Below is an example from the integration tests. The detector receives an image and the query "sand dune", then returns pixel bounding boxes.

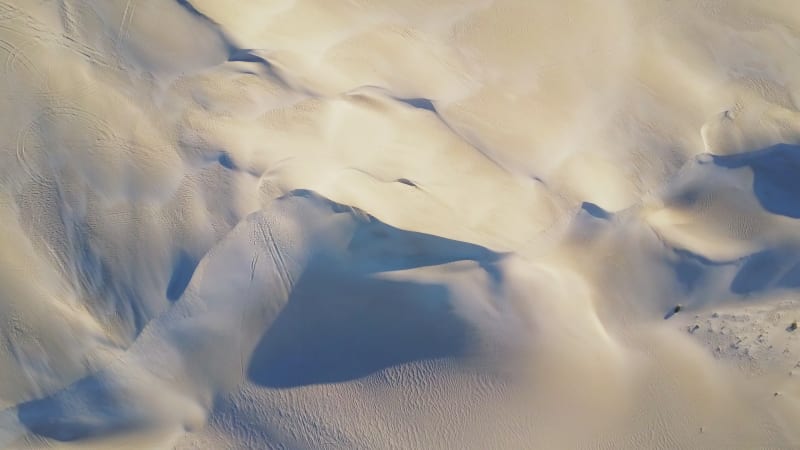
[0,0,799,448]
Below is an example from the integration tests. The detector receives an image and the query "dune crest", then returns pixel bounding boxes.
[0,0,799,448]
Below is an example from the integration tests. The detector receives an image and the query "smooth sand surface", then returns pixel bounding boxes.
[0,0,799,448]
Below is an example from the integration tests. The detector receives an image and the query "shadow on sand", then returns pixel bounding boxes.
[711,144,800,295]
[166,250,199,302]
[246,261,470,388]
[247,192,501,388]
[12,189,502,441]
[730,248,800,295]
[17,376,136,442]
[713,144,800,219]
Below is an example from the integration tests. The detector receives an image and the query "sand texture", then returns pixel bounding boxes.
[0,0,799,448]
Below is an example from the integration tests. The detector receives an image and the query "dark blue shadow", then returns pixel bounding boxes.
[397,97,436,112]
[713,144,800,218]
[581,201,609,219]
[670,248,727,294]
[247,191,500,387]
[166,251,198,302]
[12,190,501,442]
[731,248,800,295]
[217,152,236,170]
[17,376,136,442]
[247,263,471,388]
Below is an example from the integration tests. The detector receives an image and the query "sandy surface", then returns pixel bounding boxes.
[0,0,799,448]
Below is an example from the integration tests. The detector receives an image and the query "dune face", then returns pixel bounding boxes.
[1,0,800,448]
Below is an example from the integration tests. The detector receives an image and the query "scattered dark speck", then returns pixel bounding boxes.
[395,178,418,188]
[664,304,683,320]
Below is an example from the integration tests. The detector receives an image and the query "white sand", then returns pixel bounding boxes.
[0,0,799,448]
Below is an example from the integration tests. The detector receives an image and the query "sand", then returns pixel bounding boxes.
[0,0,799,448]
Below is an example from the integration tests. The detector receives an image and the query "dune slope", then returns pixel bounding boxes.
[0,0,799,448]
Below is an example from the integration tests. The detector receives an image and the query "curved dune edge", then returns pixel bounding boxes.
[0,0,799,448]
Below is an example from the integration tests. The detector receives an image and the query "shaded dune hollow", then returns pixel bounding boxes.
[0,0,799,449]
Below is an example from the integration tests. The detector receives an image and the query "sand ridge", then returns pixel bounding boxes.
[0,0,799,448]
